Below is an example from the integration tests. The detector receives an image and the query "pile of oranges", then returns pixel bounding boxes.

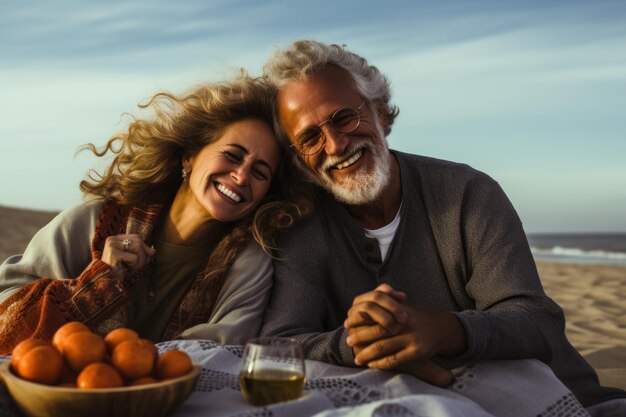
[10,322,193,389]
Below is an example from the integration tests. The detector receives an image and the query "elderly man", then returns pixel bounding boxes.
[260,40,625,412]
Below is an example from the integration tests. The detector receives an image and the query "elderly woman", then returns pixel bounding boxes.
[0,74,310,353]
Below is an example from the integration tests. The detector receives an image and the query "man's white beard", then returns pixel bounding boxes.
[313,133,391,205]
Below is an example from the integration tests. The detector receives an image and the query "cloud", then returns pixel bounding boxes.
[378,16,626,136]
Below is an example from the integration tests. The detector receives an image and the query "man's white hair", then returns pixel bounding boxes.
[263,40,399,153]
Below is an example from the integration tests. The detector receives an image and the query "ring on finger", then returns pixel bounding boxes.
[122,239,131,252]
[389,353,399,368]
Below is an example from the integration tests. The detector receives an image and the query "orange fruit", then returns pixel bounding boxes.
[16,345,63,385]
[104,328,140,353]
[111,340,154,379]
[130,376,158,386]
[77,363,123,389]
[10,338,47,372]
[52,321,90,353]
[137,338,159,362]
[62,331,106,372]
[156,350,192,380]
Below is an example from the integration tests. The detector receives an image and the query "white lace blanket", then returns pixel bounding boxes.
[157,339,590,417]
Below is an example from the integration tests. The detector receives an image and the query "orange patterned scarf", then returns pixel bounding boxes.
[0,199,241,353]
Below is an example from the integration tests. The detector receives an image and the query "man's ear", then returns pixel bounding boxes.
[373,100,389,129]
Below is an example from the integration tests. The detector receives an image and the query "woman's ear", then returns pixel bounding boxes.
[182,154,193,173]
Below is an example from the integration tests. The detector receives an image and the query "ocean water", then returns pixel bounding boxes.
[526,233,626,266]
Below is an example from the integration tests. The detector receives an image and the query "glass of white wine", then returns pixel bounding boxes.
[239,337,305,406]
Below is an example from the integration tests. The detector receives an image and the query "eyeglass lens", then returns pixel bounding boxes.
[298,107,361,155]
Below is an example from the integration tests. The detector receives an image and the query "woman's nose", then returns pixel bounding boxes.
[231,164,250,185]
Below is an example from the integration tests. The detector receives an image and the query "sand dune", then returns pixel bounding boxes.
[0,206,624,389]
[0,205,58,261]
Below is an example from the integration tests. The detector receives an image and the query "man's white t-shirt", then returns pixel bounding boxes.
[363,202,402,261]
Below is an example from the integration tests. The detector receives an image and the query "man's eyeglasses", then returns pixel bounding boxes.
[291,100,366,156]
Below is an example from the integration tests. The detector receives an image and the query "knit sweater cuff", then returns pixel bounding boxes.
[338,328,357,365]
[452,310,490,361]
[66,259,126,323]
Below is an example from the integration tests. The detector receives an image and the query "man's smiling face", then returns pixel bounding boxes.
[277,65,391,205]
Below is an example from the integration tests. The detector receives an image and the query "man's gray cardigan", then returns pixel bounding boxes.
[261,150,625,406]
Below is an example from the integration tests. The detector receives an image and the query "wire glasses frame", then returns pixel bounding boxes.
[290,100,367,156]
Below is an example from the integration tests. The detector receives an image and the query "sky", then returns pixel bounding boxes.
[1,0,625,233]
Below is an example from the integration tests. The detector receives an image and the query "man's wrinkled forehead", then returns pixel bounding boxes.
[276,65,361,135]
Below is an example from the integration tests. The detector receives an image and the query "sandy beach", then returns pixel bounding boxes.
[537,261,626,390]
[1,205,625,390]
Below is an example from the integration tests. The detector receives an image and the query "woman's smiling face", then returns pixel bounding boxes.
[183,118,280,223]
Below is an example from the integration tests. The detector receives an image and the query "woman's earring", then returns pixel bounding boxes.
[182,168,188,181]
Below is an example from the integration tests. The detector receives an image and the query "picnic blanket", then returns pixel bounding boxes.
[0,339,590,417]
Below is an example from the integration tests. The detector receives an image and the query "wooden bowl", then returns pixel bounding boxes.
[0,362,200,417]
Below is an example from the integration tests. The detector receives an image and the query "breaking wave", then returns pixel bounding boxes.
[531,246,626,265]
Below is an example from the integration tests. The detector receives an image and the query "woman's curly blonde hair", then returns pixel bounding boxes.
[79,72,312,254]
